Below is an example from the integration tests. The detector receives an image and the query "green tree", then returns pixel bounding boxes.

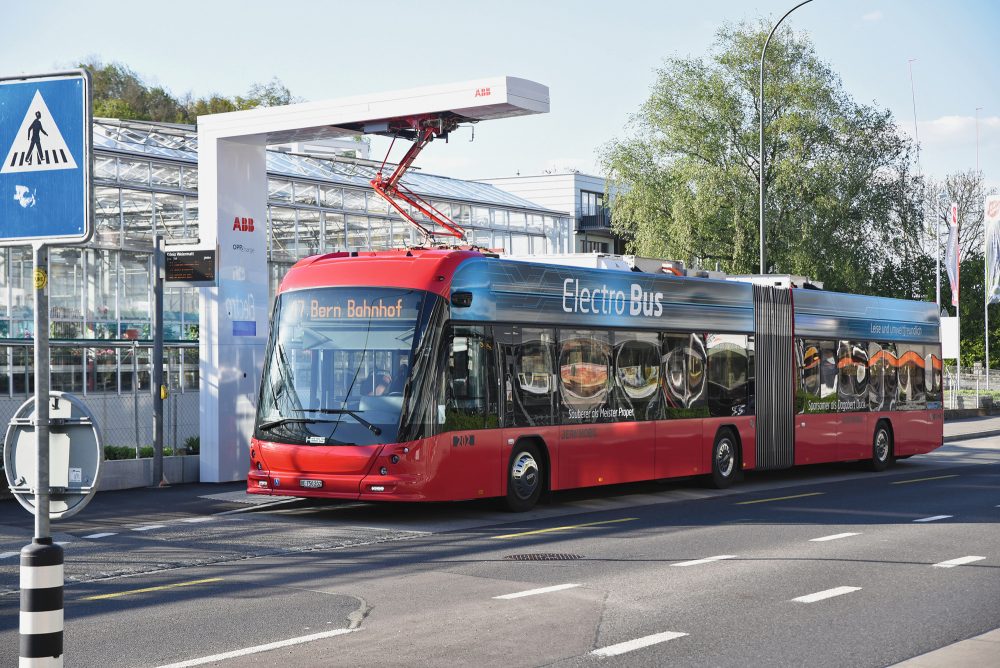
[81,59,299,124]
[601,22,922,296]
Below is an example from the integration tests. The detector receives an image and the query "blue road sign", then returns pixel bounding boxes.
[0,70,92,245]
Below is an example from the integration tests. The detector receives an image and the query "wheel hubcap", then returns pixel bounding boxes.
[875,430,889,462]
[717,440,735,478]
[511,453,539,500]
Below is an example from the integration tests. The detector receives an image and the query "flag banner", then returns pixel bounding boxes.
[986,196,1000,305]
[945,202,960,307]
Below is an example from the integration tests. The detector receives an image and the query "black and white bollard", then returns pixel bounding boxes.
[20,538,63,667]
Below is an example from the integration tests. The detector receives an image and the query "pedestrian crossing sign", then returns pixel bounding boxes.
[2,90,79,174]
[0,70,92,245]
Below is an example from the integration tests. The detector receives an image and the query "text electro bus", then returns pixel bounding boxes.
[248,250,943,511]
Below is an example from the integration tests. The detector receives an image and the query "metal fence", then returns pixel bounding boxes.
[943,366,1000,411]
[0,340,199,455]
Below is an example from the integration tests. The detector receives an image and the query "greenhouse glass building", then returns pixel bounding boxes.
[0,118,570,446]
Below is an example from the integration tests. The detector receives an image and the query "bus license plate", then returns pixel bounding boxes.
[299,479,323,489]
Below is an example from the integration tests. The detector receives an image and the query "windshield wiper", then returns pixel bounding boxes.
[298,408,382,436]
[258,417,337,431]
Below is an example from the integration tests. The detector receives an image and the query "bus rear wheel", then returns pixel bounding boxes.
[707,429,739,489]
[505,443,543,512]
[870,422,893,472]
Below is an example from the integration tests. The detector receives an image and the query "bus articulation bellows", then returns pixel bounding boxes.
[248,249,943,511]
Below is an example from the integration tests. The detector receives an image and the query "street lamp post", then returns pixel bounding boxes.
[936,190,947,307]
[759,0,815,275]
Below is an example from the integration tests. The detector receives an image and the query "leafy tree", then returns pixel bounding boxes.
[81,59,299,124]
[601,22,922,296]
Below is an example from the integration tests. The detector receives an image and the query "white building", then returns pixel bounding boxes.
[477,172,623,254]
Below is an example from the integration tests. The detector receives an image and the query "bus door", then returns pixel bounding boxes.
[435,324,503,500]
[656,333,707,478]
[795,340,840,464]
[556,329,653,487]
[836,341,871,460]
[497,326,562,489]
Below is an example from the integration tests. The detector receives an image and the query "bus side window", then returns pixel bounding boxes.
[837,340,869,411]
[706,334,749,417]
[439,325,498,432]
[497,326,555,427]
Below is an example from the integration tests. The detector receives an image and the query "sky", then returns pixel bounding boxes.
[3,0,998,191]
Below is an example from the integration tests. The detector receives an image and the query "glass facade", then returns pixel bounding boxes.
[0,119,571,396]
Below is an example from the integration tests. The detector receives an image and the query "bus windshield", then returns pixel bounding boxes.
[256,286,432,446]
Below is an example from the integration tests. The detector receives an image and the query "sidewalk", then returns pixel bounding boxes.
[893,628,1000,667]
[943,414,1000,442]
[892,415,1000,667]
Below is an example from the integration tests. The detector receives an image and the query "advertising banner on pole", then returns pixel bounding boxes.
[986,196,1000,305]
[945,202,960,308]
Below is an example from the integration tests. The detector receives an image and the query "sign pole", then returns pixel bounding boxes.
[21,241,65,667]
[32,242,50,538]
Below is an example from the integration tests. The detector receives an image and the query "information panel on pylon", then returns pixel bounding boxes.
[0,70,92,245]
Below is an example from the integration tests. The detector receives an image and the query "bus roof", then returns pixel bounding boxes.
[277,250,940,343]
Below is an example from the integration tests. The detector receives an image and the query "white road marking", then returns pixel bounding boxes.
[132,525,166,532]
[792,586,862,603]
[155,628,357,667]
[933,556,986,568]
[84,532,117,539]
[0,552,17,559]
[671,555,736,567]
[913,515,953,523]
[591,631,688,657]
[810,532,860,542]
[182,517,214,523]
[493,583,581,600]
[54,541,71,546]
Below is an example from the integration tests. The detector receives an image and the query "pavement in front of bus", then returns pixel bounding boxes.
[0,416,994,666]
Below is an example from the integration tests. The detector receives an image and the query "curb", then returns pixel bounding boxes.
[943,429,1000,443]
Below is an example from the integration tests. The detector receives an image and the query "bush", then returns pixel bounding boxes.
[183,436,200,454]
[138,446,174,458]
[104,445,176,460]
[104,446,136,460]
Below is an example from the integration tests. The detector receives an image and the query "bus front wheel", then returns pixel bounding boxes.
[505,443,543,512]
[707,429,739,489]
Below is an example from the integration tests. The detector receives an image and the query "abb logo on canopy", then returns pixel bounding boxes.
[233,216,255,232]
[474,87,491,98]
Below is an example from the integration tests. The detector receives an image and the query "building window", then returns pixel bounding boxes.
[580,240,609,253]
[580,190,610,230]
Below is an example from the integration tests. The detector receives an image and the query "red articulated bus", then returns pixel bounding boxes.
[248,249,943,511]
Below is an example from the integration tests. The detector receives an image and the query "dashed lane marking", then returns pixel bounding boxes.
[671,555,736,567]
[735,492,824,505]
[0,552,17,559]
[81,577,223,601]
[591,631,689,657]
[83,532,117,539]
[132,525,166,532]
[493,518,637,539]
[891,474,959,485]
[913,515,953,523]
[792,586,862,603]
[493,583,581,599]
[182,517,214,523]
[810,532,860,542]
[933,556,986,568]
[155,628,357,667]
